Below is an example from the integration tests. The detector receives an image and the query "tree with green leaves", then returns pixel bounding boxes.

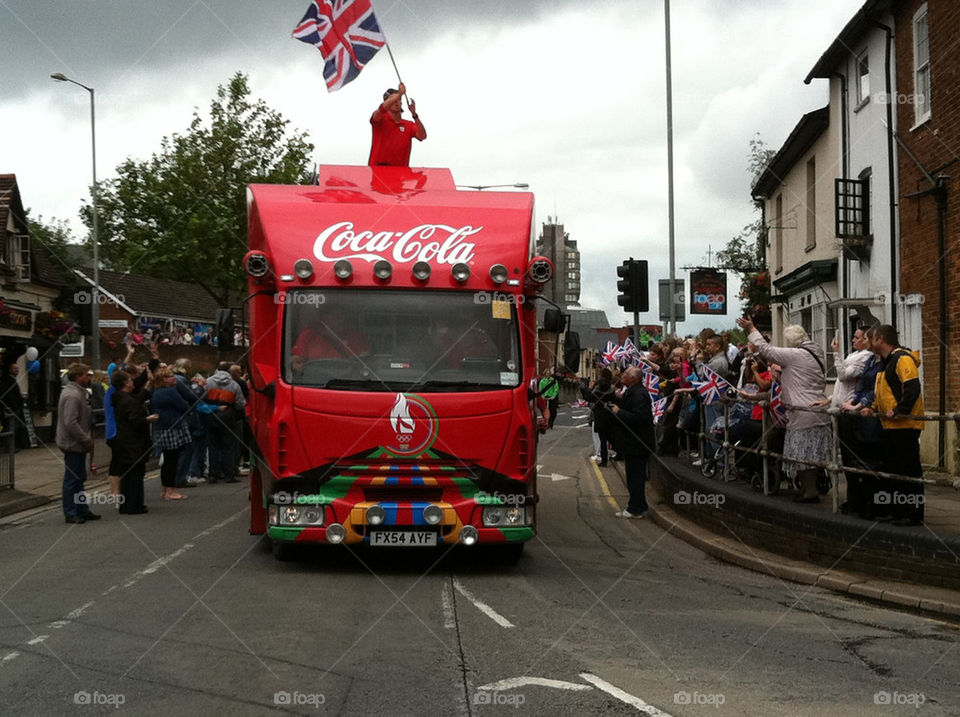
[716,134,776,329]
[84,72,314,305]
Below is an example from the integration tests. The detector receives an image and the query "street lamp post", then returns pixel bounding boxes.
[51,73,100,370]
[456,183,530,191]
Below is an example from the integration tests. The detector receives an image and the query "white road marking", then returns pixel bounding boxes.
[121,509,244,589]
[550,473,574,482]
[477,676,591,692]
[441,581,456,629]
[453,579,514,628]
[27,635,48,646]
[66,601,95,620]
[573,422,591,428]
[1,651,20,664]
[579,673,673,715]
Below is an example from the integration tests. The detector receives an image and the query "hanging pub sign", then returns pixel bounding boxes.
[690,269,727,315]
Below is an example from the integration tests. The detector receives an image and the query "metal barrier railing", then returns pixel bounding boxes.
[0,411,16,491]
[681,395,958,512]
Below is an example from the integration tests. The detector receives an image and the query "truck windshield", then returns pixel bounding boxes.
[284,289,522,391]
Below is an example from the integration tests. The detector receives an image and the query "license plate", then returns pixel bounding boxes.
[370,531,437,547]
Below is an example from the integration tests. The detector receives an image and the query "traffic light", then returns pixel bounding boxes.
[616,258,649,313]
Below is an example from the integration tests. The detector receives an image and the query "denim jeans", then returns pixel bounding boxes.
[62,451,89,517]
[189,433,208,477]
[624,454,649,515]
[206,420,236,481]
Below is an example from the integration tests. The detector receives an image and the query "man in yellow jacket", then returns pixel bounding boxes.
[864,324,924,526]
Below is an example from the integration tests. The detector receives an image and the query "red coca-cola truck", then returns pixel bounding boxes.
[244,165,553,559]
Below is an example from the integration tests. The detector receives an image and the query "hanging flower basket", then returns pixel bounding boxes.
[34,310,78,339]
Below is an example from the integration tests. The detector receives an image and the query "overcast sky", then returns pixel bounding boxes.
[0,0,866,334]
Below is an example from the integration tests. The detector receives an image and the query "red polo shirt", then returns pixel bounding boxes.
[368,114,420,167]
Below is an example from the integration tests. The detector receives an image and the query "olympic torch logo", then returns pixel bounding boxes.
[391,393,415,436]
[385,393,437,457]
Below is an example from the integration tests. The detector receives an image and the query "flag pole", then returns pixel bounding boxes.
[384,43,413,111]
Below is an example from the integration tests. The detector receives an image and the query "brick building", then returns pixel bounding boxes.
[893,0,960,470]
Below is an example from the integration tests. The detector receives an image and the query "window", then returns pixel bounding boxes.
[283,289,520,390]
[806,157,817,250]
[913,5,931,124]
[835,175,870,239]
[6,234,30,281]
[774,194,783,273]
[855,49,870,106]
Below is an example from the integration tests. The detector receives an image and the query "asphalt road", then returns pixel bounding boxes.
[1,406,958,716]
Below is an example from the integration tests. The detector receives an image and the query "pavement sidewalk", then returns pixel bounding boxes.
[0,438,133,518]
[607,455,960,621]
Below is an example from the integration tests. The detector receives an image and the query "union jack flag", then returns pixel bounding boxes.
[769,380,787,427]
[652,397,667,424]
[293,0,387,92]
[601,342,620,365]
[620,338,640,360]
[691,366,732,405]
[641,368,660,398]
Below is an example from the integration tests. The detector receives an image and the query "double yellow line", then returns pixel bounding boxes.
[590,459,622,511]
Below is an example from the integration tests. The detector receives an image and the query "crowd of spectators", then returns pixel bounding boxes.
[582,322,928,527]
[119,326,249,348]
[56,343,250,523]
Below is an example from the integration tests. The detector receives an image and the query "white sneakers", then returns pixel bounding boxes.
[186,476,207,486]
[614,509,646,519]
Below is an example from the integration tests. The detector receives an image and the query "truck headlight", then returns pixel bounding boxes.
[482,506,527,527]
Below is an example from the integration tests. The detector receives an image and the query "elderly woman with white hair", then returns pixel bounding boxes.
[736,317,830,502]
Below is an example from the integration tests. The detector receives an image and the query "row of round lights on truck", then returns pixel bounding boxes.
[245,251,554,288]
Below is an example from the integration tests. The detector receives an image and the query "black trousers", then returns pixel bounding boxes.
[880,428,924,522]
[119,462,146,512]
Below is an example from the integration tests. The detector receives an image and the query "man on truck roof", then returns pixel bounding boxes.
[368,82,427,167]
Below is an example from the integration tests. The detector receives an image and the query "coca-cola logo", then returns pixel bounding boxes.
[313,222,481,265]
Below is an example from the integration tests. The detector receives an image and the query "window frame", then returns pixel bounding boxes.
[913,3,931,126]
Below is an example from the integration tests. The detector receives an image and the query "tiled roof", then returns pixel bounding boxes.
[78,269,225,322]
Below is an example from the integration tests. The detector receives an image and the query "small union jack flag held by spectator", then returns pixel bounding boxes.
[692,365,733,405]
[293,0,387,92]
[652,397,667,424]
[641,368,660,399]
[769,380,787,427]
[601,342,620,365]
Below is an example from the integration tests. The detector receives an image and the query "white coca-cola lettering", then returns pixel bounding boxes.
[313,222,480,264]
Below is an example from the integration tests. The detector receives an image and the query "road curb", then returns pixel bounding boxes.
[0,490,51,518]
[607,455,960,621]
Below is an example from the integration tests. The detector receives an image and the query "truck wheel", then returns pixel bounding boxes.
[272,540,294,562]
[488,543,524,564]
